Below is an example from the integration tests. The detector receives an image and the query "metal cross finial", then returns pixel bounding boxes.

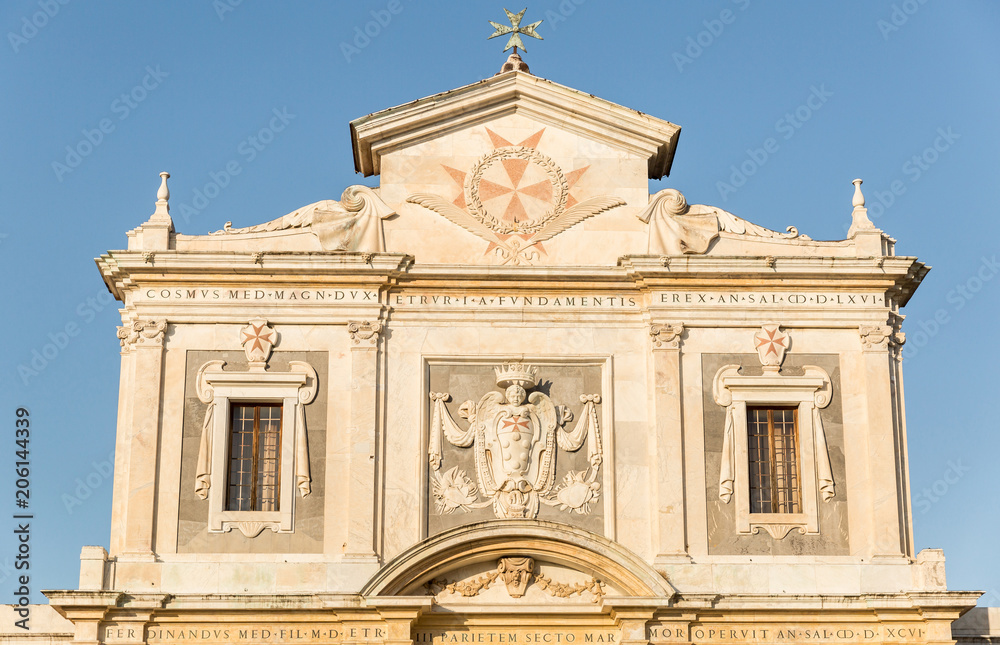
[488,8,543,53]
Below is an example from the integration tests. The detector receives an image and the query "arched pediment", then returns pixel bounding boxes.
[362,520,674,600]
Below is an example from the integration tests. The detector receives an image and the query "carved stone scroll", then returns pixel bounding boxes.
[213,185,394,253]
[638,189,808,256]
[194,359,226,500]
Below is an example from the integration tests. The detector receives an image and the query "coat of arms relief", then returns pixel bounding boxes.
[428,363,603,525]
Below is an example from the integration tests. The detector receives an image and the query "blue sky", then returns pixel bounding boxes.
[1,1,998,603]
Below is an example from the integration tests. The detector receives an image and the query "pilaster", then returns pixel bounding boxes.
[649,323,689,562]
[345,321,383,560]
[119,319,168,559]
[859,324,906,559]
[110,321,137,556]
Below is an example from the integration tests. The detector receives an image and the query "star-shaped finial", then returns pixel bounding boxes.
[488,7,543,53]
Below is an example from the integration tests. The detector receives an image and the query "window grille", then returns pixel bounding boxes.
[227,403,282,512]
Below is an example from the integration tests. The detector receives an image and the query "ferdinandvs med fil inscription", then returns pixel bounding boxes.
[104,624,931,644]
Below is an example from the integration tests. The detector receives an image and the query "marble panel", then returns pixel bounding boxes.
[177,351,327,554]
[701,353,849,555]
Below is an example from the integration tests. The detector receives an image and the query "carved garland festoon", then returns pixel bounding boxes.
[426,557,606,603]
[428,363,603,519]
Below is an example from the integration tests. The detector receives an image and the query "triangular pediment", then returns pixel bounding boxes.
[350,70,681,179]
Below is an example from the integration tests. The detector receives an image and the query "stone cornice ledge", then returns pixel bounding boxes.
[667,591,981,611]
[43,590,125,607]
[96,251,413,300]
[620,254,925,276]
[621,255,928,305]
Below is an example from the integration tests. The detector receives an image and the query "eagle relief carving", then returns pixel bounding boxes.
[407,128,625,265]
[428,363,603,519]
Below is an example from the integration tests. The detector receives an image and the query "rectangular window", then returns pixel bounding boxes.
[227,403,282,512]
[747,407,800,513]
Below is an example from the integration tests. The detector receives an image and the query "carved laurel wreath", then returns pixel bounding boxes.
[465,146,569,235]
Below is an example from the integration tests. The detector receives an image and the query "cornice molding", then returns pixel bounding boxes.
[350,72,681,179]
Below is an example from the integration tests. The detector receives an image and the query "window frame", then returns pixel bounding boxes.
[714,365,833,539]
[201,370,306,536]
[746,406,801,514]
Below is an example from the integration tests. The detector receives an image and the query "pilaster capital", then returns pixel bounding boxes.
[118,319,167,351]
[650,323,684,350]
[859,324,895,352]
[348,320,383,348]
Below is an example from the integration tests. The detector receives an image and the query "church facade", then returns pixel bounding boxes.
[17,52,989,645]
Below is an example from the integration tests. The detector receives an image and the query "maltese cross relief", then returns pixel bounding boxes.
[407,128,625,265]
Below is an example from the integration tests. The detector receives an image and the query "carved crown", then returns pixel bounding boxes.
[495,362,538,388]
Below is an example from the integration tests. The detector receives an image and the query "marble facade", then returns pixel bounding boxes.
[10,55,987,645]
